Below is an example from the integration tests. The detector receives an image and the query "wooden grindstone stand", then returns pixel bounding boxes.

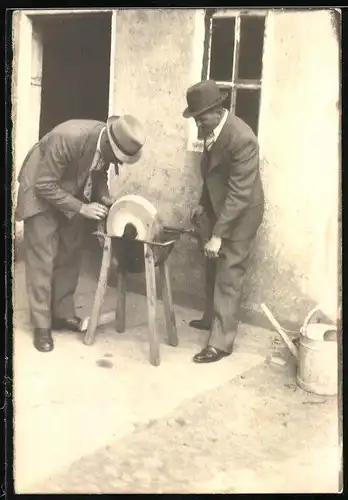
[81,195,179,367]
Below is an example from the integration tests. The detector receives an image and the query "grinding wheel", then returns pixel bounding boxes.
[105,195,171,274]
[106,194,163,242]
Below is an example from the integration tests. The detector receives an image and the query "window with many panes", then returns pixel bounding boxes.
[188,9,267,151]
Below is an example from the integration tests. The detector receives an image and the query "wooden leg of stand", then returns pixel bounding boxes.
[144,244,160,367]
[83,236,112,346]
[159,261,178,347]
[115,265,127,333]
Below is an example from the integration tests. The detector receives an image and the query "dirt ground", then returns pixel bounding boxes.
[26,352,340,494]
[13,259,341,494]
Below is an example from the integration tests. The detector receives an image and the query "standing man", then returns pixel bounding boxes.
[15,115,146,353]
[183,80,264,364]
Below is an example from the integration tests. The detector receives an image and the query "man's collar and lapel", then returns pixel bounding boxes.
[92,127,108,172]
[96,126,119,175]
[77,123,106,190]
[204,110,231,174]
[211,108,228,144]
[96,126,106,154]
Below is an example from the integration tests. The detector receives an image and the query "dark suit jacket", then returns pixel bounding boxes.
[199,112,264,241]
[15,120,110,221]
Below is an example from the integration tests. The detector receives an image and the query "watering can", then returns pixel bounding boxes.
[261,304,338,396]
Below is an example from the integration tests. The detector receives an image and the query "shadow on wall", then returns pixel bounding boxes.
[14,222,24,262]
[330,9,341,42]
[242,223,318,330]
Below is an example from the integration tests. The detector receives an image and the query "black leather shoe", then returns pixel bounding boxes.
[189,318,212,331]
[193,346,230,364]
[34,328,54,352]
[52,316,82,332]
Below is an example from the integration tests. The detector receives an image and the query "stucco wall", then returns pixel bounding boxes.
[109,8,207,309]
[12,9,340,328]
[252,9,340,324]
[110,8,340,326]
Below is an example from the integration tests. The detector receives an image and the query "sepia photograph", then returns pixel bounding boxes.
[9,7,341,494]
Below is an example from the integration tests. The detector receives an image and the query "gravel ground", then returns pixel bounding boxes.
[28,356,340,494]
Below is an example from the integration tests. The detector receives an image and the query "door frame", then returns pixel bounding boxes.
[12,8,117,183]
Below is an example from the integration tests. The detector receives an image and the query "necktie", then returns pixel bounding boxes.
[83,151,106,203]
[204,132,215,152]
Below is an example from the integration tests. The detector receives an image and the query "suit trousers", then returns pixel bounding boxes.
[23,209,84,329]
[203,237,256,354]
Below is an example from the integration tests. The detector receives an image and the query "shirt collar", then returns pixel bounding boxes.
[211,108,228,142]
[96,127,106,154]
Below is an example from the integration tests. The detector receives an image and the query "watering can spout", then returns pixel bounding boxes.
[260,303,299,359]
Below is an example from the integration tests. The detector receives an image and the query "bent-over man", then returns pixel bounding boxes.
[16,115,146,352]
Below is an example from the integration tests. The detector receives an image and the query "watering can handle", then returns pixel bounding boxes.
[260,303,298,359]
[301,306,321,335]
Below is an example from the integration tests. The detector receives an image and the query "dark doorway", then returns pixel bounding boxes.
[32,13,112,139]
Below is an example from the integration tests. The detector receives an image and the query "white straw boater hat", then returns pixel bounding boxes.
[107,114,146,164]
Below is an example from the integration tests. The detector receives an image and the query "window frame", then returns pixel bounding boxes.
[187,8,268,153]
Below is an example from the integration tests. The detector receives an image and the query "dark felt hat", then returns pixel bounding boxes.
[183,80,226,119]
